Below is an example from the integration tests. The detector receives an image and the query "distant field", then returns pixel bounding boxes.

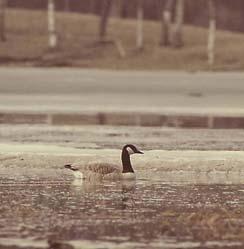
[1,8,244,70]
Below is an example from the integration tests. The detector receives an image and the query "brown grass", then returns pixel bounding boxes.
[161,208,244,241]
[1,8,244,70]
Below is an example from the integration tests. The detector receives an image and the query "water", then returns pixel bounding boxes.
[0,168,244,249]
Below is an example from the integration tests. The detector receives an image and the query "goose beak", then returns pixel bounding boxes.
[137,150,144,154]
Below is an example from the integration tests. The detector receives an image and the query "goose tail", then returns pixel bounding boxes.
[64,164,83,179]
[64,164,78,171]
[64,164,72,169]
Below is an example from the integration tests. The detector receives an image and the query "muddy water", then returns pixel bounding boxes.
[0,169,244,249]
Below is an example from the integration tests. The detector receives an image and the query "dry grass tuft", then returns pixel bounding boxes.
[161,208,244,241]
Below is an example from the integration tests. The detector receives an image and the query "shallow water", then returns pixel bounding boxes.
[0,169,244,249]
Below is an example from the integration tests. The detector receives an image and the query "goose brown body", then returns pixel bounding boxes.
[64,144,143,180]
[79,162,121,180]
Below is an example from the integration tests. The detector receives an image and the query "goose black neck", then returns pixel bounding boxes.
[121,148,134,173]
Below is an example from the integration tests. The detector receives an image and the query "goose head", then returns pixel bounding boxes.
[121,144,143,174]
[123,144,144,155]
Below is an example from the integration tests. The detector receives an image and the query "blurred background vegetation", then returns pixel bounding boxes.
[0,0,244,70]
[7,0,244,32]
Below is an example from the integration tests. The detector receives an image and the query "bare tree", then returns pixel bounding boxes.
[89,0,95,14]
[98,0,125,58]
[47,0,57,49]
[160,0,174,46]
[172,0,184,48]
[111,0,122,17]
[99,0,113,42]
[136,0,144,50]
[0,0,6,42]
[64,0,70,12]
[208,0,216,67]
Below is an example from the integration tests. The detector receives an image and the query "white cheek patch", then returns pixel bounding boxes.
[126,147,135,155]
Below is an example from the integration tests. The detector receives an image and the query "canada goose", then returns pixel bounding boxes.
[64,144,143,180]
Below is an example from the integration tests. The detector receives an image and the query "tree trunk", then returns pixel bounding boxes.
[89,0,95,14]
[136,0,144,50]
[0,0,6,42]
[172,0,184,48]
[208,0,216,67]
[111,0,122,17]
[48,0,57,49]
[99,0,113,41]
[64,0,69,12]
[160,0,174,46]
